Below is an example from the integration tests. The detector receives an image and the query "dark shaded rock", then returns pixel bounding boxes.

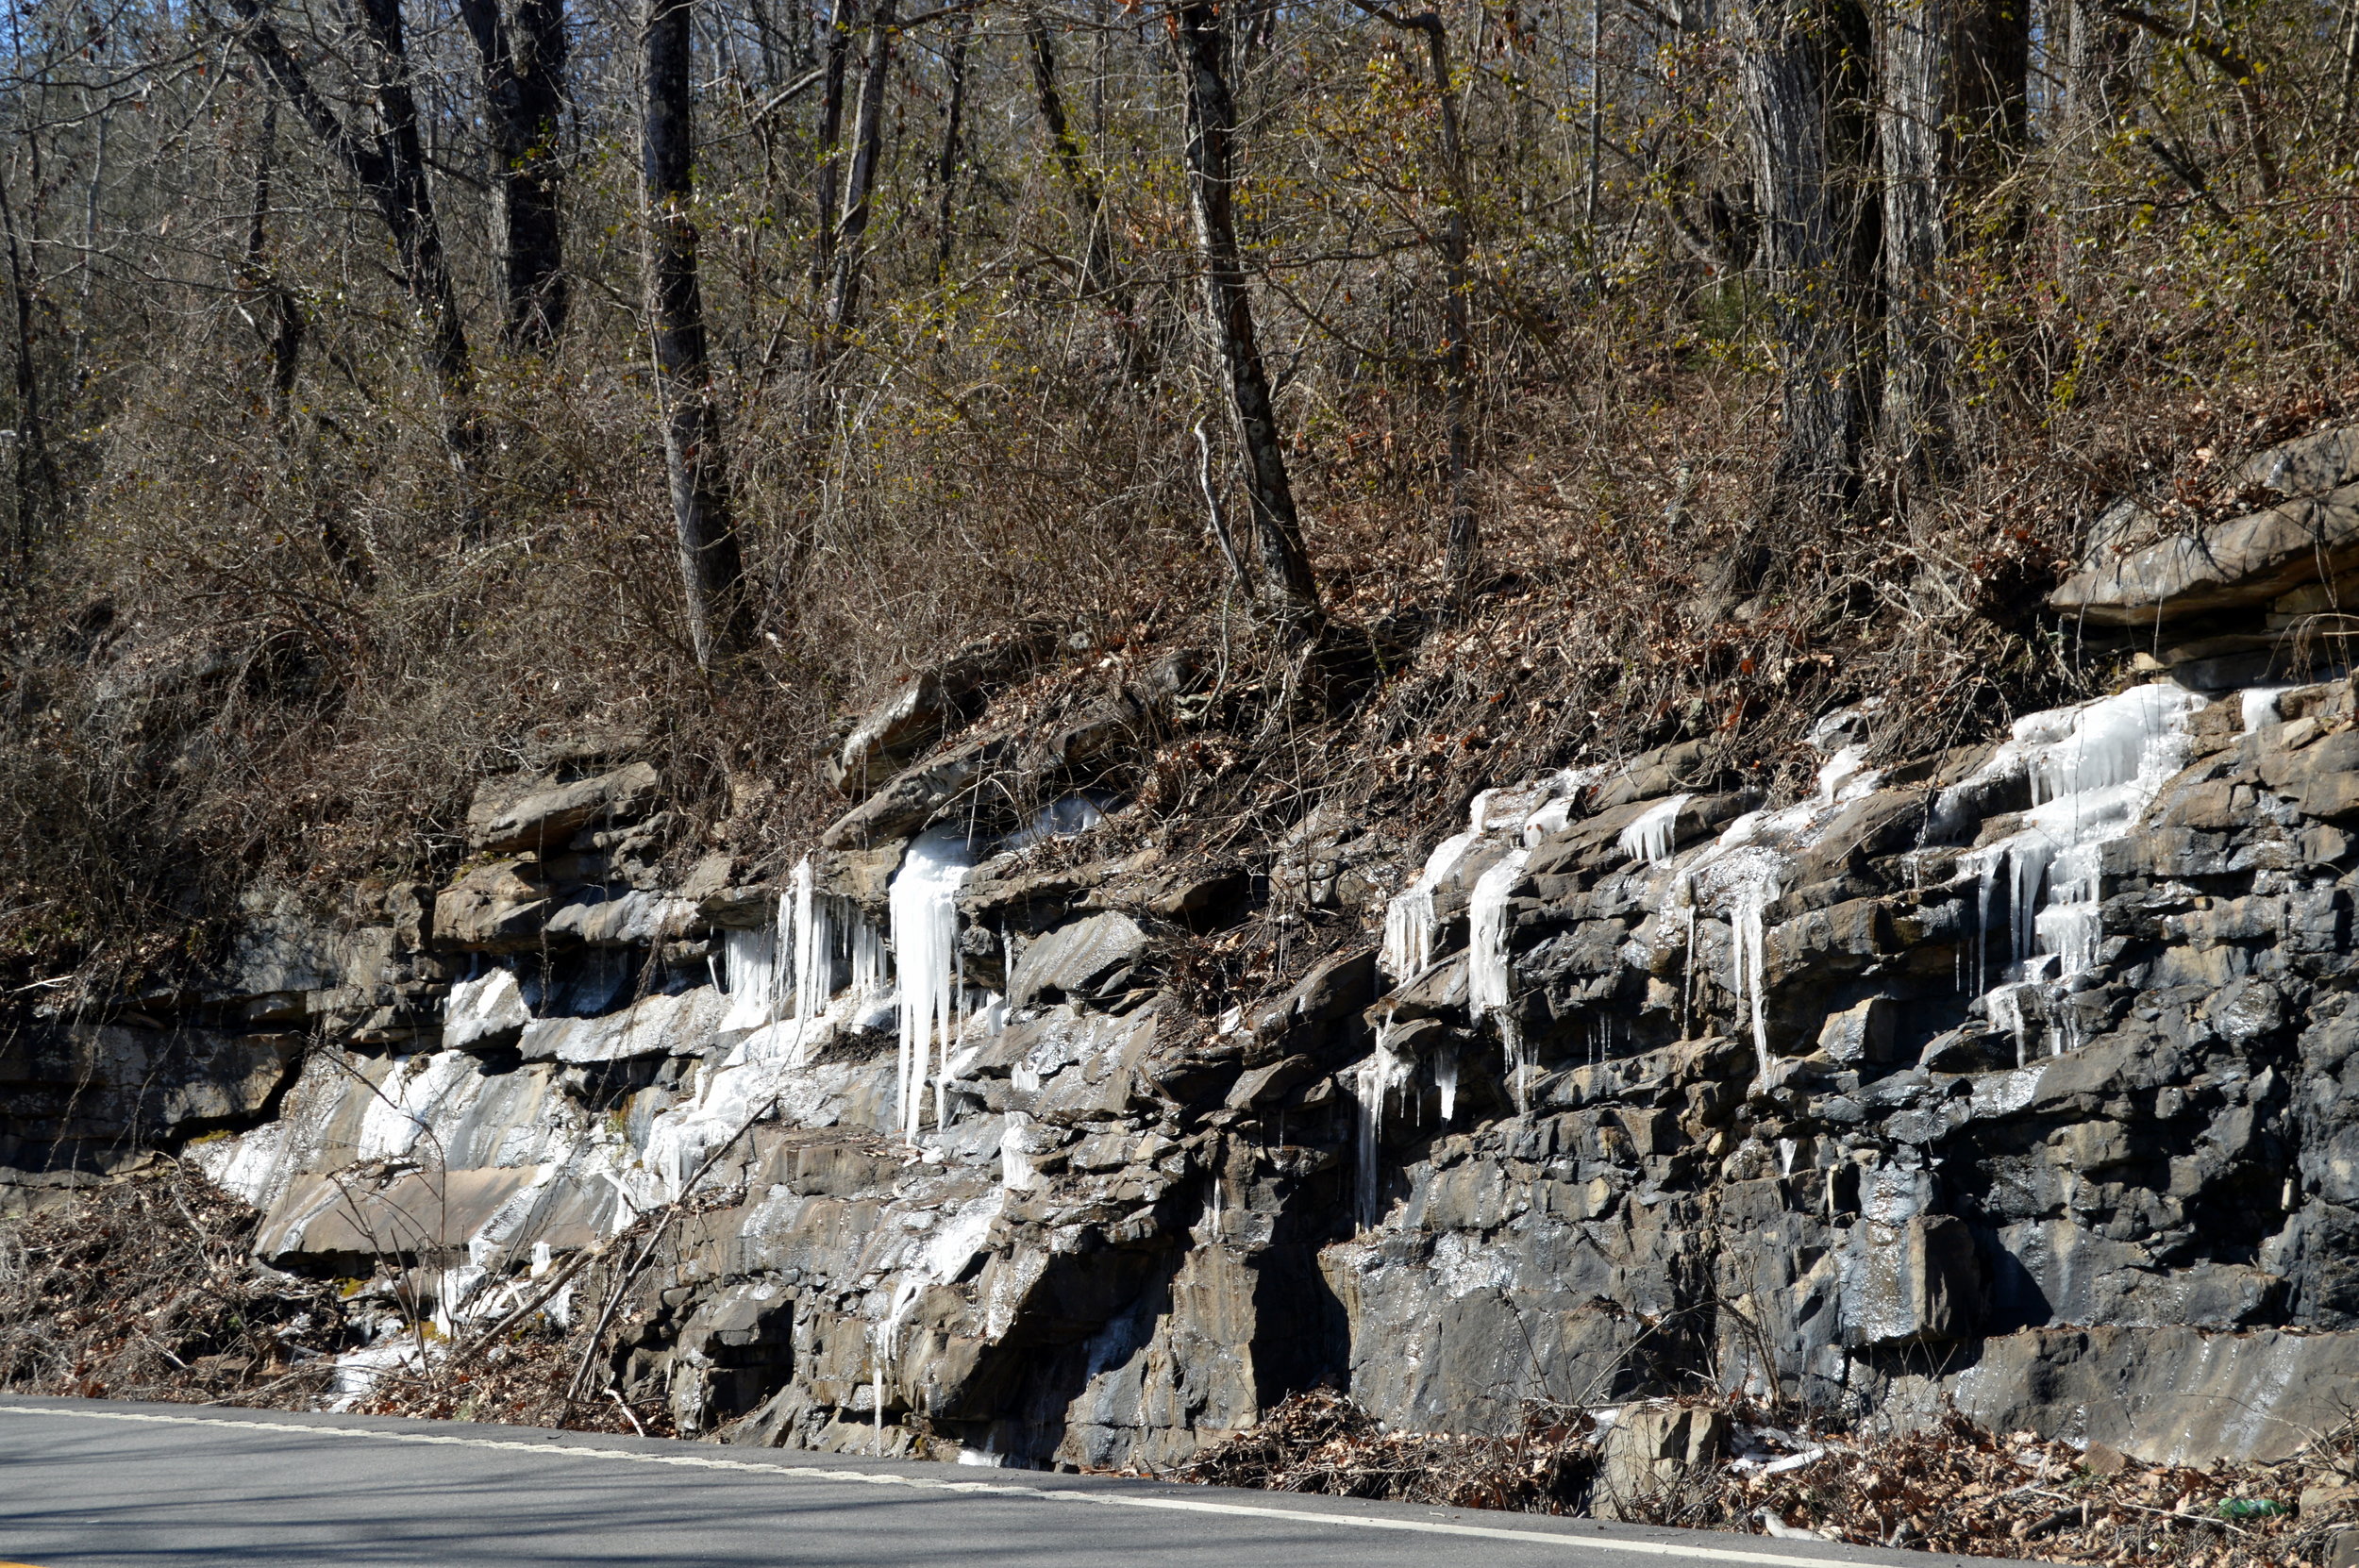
[1226,1054,1318,1110]
[828,627,1060,798]
[1589,741,1729,810]
[1256,947,1377,1043]
[820,734,1013,850]
[1011,912,1148,1007]
[1842,1214,1983,1347]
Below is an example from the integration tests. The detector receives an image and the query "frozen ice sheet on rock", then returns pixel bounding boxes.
[443,970,532,1050]
[1948,682,2207,996]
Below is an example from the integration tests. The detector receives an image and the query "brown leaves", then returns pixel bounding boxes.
[1179,1388,1598,1512]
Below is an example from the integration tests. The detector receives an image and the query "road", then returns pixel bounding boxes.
[0,1397,2015,1568]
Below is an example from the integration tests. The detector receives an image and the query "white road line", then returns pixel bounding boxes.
[0,1404,1929,1568]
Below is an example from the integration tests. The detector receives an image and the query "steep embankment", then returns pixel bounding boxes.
[8,424,2359,1561]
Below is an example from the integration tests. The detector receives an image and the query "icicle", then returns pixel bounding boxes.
[1615,793,1690,867]
[1729,873,1780,1080]
[1467,850,1529,1021]
[1353,1016,1415,1228]
[1973,851,1997,992]
[890,826,976,1143]
[2009,837,2054,968]
[1436,1043,1459,1123]
[719,926,782,1032]
[1955,683,2205,999]
[851,916,889,999]
[1467,848,1531,1109]
[1989,983,2033,1067]
[1674,872,1699,1033]
[1501,1015,1531,1114]
[1381,830,1478,981]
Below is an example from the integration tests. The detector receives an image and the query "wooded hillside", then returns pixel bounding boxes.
[1,0,2353,981]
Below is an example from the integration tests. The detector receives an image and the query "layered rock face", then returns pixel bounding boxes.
[20,453,2359,1470]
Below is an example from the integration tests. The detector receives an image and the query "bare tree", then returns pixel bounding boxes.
[822,0,901,346]
[234,102,304,443]
[0,165,51,584]
[1027,8,1124,309]
[1879,0,2027,476]
[1732,0,1878,514]
[643,0,753,667]
[1170,0,1321,639]
[457,0,572,349]
[932,11,975,275]
[811,0,860,302]
[1349,0,1477,594]
[226,0,478,468]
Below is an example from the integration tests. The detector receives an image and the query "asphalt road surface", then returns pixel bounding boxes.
[0,1397,2021,1568]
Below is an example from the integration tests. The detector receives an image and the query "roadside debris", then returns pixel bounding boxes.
[1185,1393,2359,1567]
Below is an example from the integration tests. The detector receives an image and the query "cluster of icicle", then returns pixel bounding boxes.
[1953,682,2208,1062]
[634,831,994,1222]
[1355,681,2214,1218]
[1355,776,1590,1211]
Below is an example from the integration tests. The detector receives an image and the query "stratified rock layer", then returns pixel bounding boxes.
[17,659,2359,1474]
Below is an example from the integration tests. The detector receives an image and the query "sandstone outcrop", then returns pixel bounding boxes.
[18,646,2359,1486]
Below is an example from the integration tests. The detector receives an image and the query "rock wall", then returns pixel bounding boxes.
[21,440,2359,1470]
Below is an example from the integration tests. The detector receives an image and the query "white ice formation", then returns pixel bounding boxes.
[1353,1018,1417,1227]
[1616,792,1690,867]
[1381,827,1477,982]
[1365,682,2207,1100]
[1951,683,2205,1001]
[890,825,978,1143]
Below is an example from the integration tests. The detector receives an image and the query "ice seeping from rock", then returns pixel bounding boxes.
[1352,1016,1418,1227]
[1380,826,1477,983]
[1947,683,2207,1053]
[890,826,978,1143]
[1617,793,1690,867]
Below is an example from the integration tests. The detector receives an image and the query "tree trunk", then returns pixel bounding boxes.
[1878,0,1950,475]
[811,0,859,298]
[643,0,752,668]
[237,101,305,442]
[932,11,973,275]
[1028,14,1124,308]
[823,0,900,342]
[1732,0,1877,515]
[0,169,51,585]
[2065,0,2141,148]
[458,0,571,348]
[230,0,477,469]
[1419,16,1478,594]
[1349,0,1479,591]
[1879,0,2026,475]
[1170,0,1320,639]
